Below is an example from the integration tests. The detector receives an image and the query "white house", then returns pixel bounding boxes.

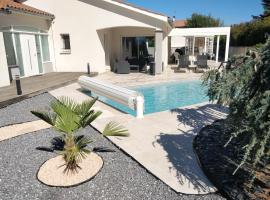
[0,0,172,87]
[0,0,231,88]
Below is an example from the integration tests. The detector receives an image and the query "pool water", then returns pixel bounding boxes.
[91,80,209,116]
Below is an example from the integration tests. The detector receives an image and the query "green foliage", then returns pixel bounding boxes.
[103,122,129,137]
[231,16,270,46]
[32,96,129,173]
[186,13,223,28]
[202,38,270,176]
[262,0,270,16]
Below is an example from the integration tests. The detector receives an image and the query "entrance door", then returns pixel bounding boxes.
[20,34,40,77]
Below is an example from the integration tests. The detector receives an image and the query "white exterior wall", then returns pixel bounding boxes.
[0,32,10,87]
[25,0,170,74]
[0,12,55,73]
[171,36,186,48]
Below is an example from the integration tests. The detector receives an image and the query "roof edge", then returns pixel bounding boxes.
[107,0,169,22]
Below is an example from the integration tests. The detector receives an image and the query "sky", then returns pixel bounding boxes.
[126,0,264,25]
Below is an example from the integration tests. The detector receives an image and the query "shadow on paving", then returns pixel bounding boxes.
[155,104,228,193]
[171,104,228,134]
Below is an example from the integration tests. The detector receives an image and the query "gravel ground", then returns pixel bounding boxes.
[0,93,226,200]
[0,93,55,127]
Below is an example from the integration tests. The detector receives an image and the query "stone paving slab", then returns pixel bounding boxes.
[92,104,228,194]
[49,83,228,195]
[0,120,51,142]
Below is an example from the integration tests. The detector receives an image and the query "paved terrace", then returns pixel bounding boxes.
[0,72,86,108]
[96,66,203,87]
[49,69,228,195]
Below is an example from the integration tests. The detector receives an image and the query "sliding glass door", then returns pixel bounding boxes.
[122,37,155,60]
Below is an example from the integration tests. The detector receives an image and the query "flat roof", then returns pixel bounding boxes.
[169,27,231,37]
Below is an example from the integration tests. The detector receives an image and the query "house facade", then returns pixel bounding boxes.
[0,0,172,87]
[0,0,54,87]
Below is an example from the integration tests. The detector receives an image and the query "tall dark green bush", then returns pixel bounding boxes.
[231,16,270,46]
[186,13,223,28]
[202,38,270,176]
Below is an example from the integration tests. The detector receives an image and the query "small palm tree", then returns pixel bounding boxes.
[31,97,128,174]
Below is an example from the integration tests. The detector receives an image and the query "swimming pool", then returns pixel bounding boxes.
[91,80,209,116]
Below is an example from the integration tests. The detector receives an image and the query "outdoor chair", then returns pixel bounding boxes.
[114,60,130,74]
[196,55,208,73]
[173,52,180,65]
[175,55,189,73]
[138,57,147,72]
[178,55,190,68]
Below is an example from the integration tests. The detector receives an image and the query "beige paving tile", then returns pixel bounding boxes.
[0,120,51,142]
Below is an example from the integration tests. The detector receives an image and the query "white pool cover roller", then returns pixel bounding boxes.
[78,76,144,118]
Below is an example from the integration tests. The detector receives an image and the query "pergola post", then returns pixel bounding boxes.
[225,32,230,62]
[216,35,220,63]
[204,37,207,54]
[192,36,195,57]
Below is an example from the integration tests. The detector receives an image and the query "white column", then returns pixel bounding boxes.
[155,30,163,74]
[192,36,195,57]
[216,35,220,63]
[204,37,207,54]
[0,32,10,87]
[225,33,230,62]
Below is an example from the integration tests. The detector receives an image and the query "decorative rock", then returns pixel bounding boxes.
[37,153,103,187]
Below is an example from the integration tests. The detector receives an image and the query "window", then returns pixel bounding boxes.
[40,35,50,62]
[3,32,16,66]
[61,34,71,53]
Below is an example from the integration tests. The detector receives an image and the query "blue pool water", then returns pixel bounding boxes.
[90,80,209,116]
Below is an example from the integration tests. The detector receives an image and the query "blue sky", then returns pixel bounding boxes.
[126,0,264,25]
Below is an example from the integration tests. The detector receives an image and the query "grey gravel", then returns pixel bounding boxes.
[0,93,54,127]
[0,93,226,200]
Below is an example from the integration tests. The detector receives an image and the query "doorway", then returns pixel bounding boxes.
[20,34,40,76]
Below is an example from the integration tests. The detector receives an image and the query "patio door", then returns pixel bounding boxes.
[20,34,40,77]
[122,37,155,60]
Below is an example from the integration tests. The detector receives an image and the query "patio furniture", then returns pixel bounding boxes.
[174,55,189,73]
[130,65,139,72]
[114,60,130,74]
[196,55,208,73]
[138,57,147,72]
[178,55,190,68]
[173,52,180,65]
[188,64,197,73]
[149,62,155,75]
[197,55,208,68]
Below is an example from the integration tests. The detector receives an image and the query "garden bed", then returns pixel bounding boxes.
[194,120,270,200]
[0,93,225,200]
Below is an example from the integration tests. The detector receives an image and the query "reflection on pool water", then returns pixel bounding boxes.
[89,80,209,116]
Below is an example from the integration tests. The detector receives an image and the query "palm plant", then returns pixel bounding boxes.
[31,96,128,174]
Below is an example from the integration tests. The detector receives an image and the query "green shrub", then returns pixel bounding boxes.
[202,38,270,177]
